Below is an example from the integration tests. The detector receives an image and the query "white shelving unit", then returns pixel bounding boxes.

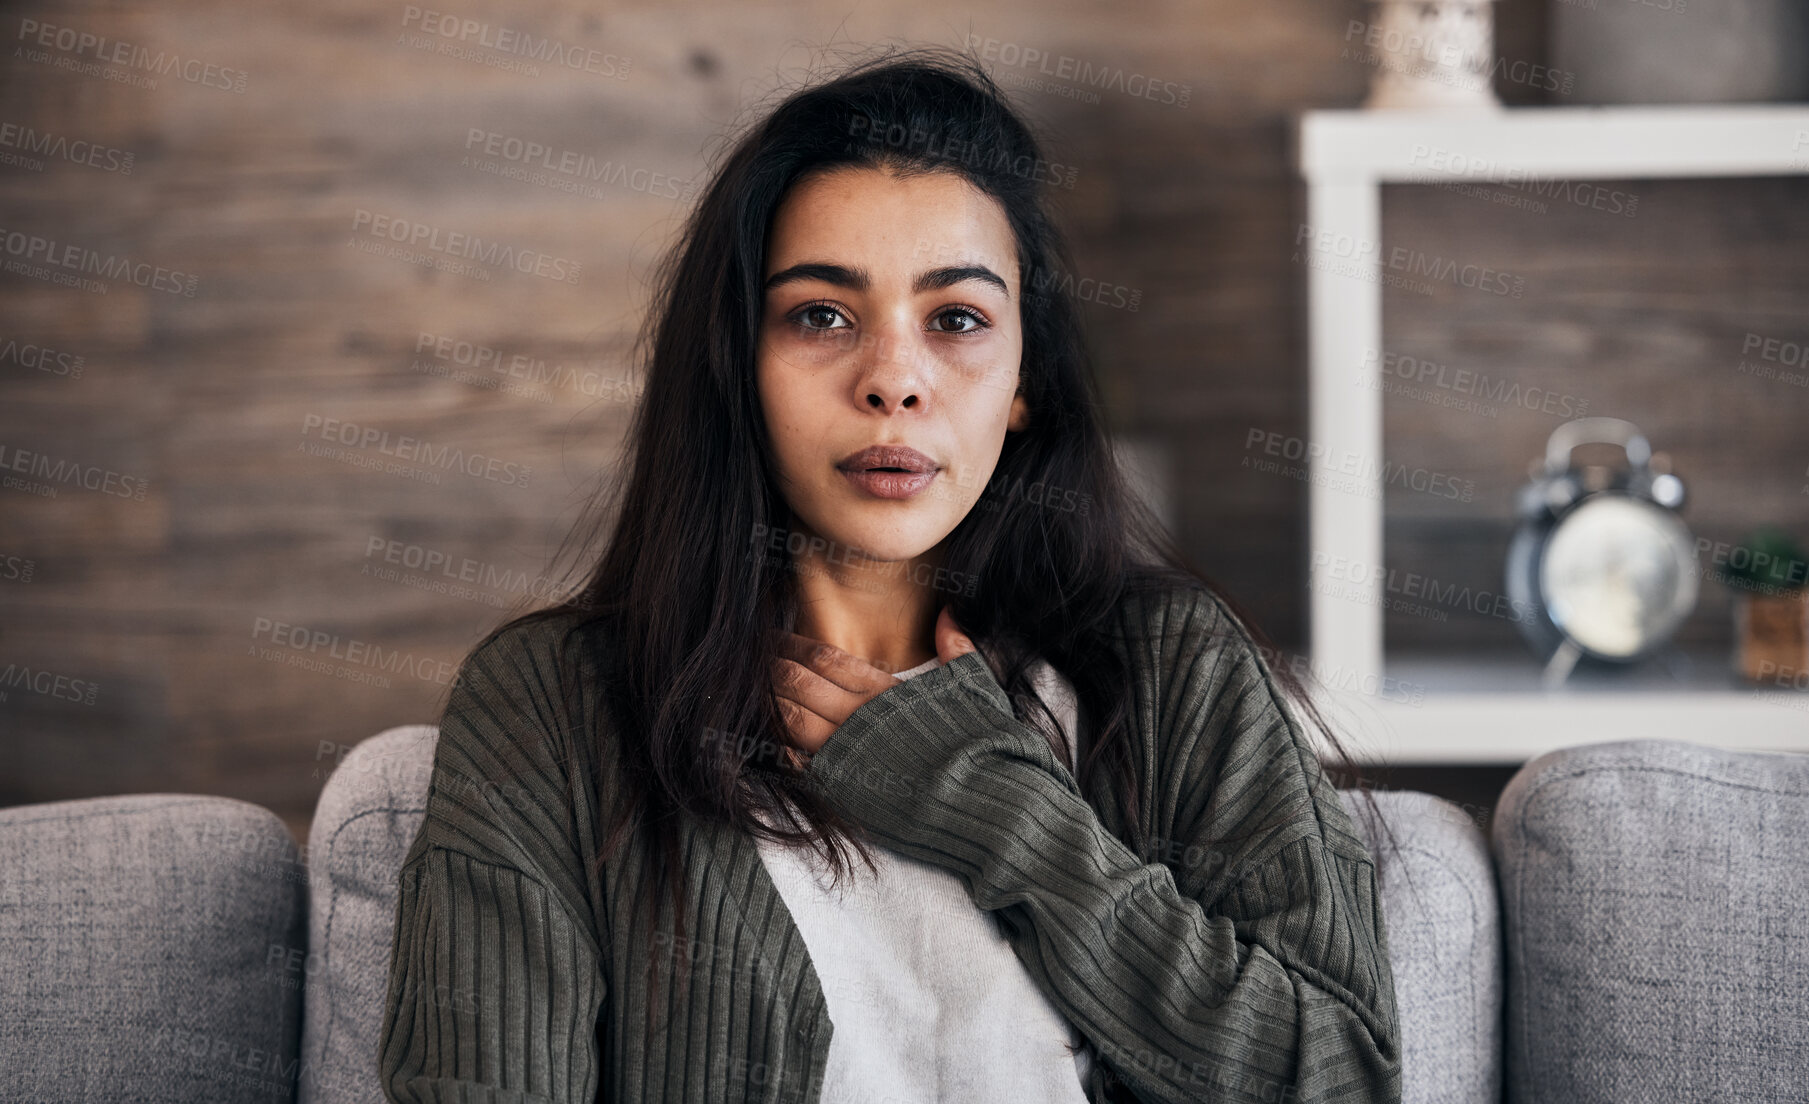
[1293,104,1809,765]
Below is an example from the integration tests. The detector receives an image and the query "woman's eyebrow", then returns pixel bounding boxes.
[762,261,1010,299]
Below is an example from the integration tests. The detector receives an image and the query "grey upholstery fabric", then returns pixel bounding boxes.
[1340,788,1503,1104]
[305,725,1496,1104]
[298,724,438,1104]
[0,794,307,1103]
[1492,738,1809,1103]
[9,726,1800,1100]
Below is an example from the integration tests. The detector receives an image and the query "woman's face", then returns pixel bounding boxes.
[756,165,1029,567]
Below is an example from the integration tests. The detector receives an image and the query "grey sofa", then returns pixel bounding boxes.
[2,730,1805,1103]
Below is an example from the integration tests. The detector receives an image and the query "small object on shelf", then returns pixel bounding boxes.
[1711,526,1809,687]
[1504,417,1699,688]
[1360,0,1503,111]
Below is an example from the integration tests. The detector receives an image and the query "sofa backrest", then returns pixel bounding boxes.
[1492,737,1809,1104]
[298,724,437,1104]
[302,724,1502,1104]
[0,794,308,1103]
[8,731,1799,1104]
[1341,787,1502,1104]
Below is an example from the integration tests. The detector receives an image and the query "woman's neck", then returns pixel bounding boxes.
[789,573,939,675]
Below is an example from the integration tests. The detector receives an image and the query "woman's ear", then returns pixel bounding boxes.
[1007,388,1030,432]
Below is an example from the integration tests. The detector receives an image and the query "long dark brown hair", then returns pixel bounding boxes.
[448,42,1409,1083]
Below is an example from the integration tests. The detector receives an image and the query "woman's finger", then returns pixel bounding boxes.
[772,654,866,734]
[779,633,897,695]
[935,605,978,664]
[773,690,836,756]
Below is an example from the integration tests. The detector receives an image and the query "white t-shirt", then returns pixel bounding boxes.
[753,654,1094,1103]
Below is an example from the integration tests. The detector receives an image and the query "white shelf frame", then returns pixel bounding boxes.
[1293,104,1809,765]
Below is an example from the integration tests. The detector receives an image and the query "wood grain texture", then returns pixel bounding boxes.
[2,0,1799,838]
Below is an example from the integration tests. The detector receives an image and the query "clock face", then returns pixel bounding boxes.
[1539,495,1698,659]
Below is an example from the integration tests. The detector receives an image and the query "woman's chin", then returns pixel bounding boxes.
[801,521,941,569]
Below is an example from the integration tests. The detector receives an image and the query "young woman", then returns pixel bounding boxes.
[380,46,1402,1104]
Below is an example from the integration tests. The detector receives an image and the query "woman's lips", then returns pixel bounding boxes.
[839,467,938,500]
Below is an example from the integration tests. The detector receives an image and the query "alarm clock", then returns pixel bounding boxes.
[1504,417,1699,684]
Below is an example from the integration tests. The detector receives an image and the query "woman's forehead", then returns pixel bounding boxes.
[765,166,1018,287]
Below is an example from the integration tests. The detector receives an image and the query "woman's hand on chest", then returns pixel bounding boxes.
[771,604,976,766]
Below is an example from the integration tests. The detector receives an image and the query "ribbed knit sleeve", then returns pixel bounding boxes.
[379,621,608,1103]
[800,586,1402,1104]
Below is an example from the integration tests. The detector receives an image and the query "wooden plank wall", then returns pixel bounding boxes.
[2,0,1803,840]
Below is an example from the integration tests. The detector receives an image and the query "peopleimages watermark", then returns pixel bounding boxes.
[0,222,198,297]
[848,113,1079,190]
[1294,223,1525,298]
[1092,1037,1302,1102]
[0,441,150,501]
[297,412,534,487]
[0,119,135,175]
[1694,536,1808,598]
[1022,259,1141,312]
[398,5,631,79]
[964,34,1191,108]
[0,551,35,584]
[1,335,85,380]
[14,17,248,93]
[192,820,310,893]
[1138,836,1300,883]
[411,329,641,404]
[1736,330,1809,389]
[1309,570,1449,626]
[1242,428,1477,503]
[972,471,1093,518]
[0,660,100,706]
[1752,661,1809,695]
[361,534,585,610]
[347,207,582,285]
[858,452,1093,521]
[1358,348,1591,421]
[1342,18,1575,98]
[908,237,1141,318]
[1309,551,1542,628]
[312,740,535,822]
[1348,774,1494,835]
[1557,0,1689,13]
[147,1023,315,1102]
[1251,640,1429,708]
[651,924,772,986]
[1406,145,1639,218]
[462,128,699,202]
[248,616,462,688]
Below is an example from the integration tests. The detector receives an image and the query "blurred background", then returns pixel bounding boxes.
[3,0,1806,845]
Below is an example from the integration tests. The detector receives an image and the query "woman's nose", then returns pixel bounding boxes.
[852,315,932,409]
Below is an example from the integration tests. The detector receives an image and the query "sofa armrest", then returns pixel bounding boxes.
[1492,738,1809,1104]
[0,793,308,1103]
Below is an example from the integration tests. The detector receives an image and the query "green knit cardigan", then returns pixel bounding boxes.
[379,583,1402,1103]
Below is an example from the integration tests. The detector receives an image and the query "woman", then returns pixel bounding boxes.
[380,46,1403,1104]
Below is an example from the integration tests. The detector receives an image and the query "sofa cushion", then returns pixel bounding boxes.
[1492,737,1809,1103]
[312,725,1501,1104]
[299,724,437,1104]
[0,794,308,1103]
[1341,788,1503,1104]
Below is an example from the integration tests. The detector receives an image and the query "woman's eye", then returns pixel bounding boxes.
[933,308,988,334]
[791,303,850,331]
